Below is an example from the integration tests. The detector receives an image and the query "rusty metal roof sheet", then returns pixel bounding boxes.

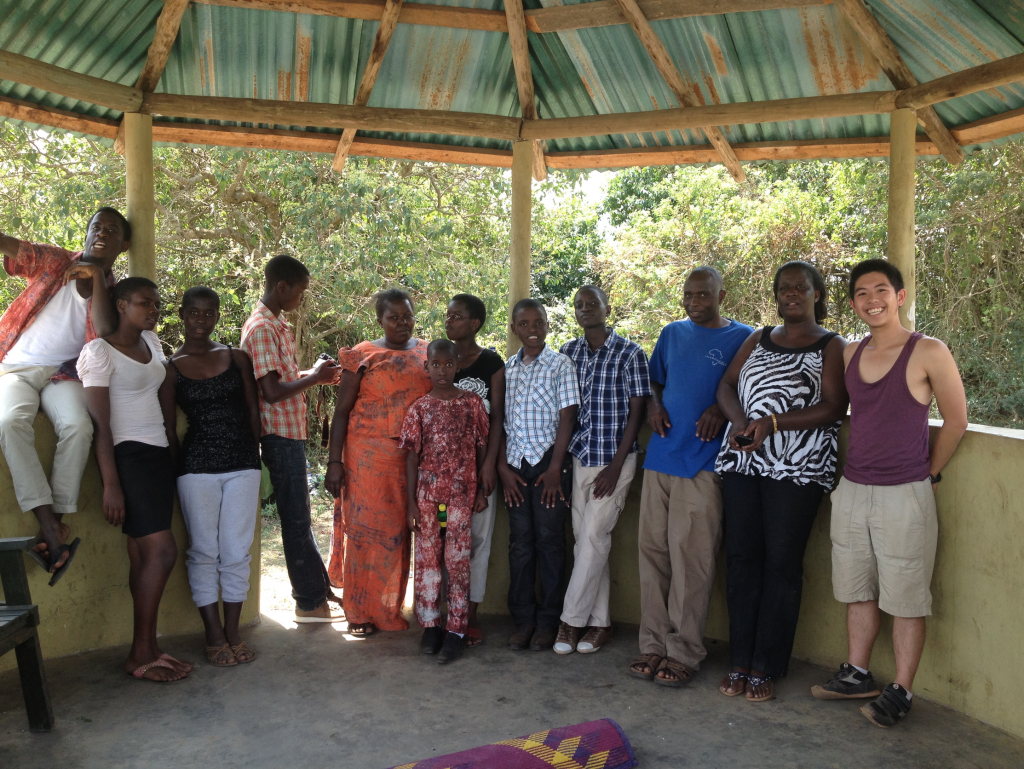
[2,0,1024,161]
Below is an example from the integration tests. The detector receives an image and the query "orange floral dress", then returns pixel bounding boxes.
[328,339,431,630]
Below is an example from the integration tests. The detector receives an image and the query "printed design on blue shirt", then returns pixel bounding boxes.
[706,348,727,367]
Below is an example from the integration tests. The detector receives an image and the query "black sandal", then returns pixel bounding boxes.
[720,671,748,697]
[746,674,775,702]
[33,537,81,586]
[348,623,377,637]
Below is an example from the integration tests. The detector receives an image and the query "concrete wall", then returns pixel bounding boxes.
[479,422,1024,740]
[0,412,260,672]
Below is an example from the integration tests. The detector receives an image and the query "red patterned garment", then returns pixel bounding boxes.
[414,497,472,634]
[398,392,489,503]
[0,241,114,381]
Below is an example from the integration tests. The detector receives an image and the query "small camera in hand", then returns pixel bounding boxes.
[734,434,754,447]
[317,352,336,363]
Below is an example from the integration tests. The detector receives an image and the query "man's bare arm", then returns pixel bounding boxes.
[923,339,968,480]
[0,233,22,259]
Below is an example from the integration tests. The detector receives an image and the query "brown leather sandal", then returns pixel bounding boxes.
[231,641,256,664]
[654,657,693,688]
[629,653,664,681]
[206,643,237,667]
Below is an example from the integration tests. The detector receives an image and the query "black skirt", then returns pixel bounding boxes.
[113,441,175,538]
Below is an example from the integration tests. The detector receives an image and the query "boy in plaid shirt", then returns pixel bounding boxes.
[555,286,650,655]
[241,254,340,623]
[498,298,580,652]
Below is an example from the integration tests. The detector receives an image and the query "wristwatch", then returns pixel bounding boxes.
[928,472,942,484]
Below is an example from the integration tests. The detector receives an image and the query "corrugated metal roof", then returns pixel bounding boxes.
[2,0,1024,159]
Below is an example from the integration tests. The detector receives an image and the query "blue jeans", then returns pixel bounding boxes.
[260,435,328,612]
[506,448,572,630]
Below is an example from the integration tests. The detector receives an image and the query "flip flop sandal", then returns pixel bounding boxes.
[160,653,194,673]
[231,641,257,664]
[653,657,693,688]
[348,623,377,637]
[746,675,775,702]
[465,627,484,647]
[129,658,185,682]
[47,538,81,587]
[629,653,664,681]
[720,672,749,697]
[206,644,238,667]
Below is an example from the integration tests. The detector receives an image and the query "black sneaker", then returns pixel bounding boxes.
[811,663,882,700]
[861,683,913,728]
[437,632,465,664]
[421,627,444,655]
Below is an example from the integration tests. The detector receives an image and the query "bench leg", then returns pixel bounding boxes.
[15,631,54,732]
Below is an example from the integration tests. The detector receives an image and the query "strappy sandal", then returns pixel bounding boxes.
[206,643,237,667]
[654,657,693,688]
[629,653,663,681]
[231,641,256,664]
[720,671,749,696]
[746,674,775,702]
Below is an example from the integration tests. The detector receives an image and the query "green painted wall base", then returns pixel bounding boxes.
[479,423,1024,740]
[0,413,260,673]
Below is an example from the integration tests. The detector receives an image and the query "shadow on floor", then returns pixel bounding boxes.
[1,614,1022,768]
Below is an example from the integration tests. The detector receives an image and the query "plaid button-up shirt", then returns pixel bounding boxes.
[504,345,580,467]
[562,330,652,467]
[241,301,307,440]
[1,241,114,381]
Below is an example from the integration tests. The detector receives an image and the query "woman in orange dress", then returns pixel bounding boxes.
[324,289,431,634]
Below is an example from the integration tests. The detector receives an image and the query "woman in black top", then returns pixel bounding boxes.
[445,293,505,646]
[159,287,262,667]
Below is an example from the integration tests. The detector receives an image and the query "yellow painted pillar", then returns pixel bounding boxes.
[888,108,916,331]
[507,140,533,356]
[124,113,156,281]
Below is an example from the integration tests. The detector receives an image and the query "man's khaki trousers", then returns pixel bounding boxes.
[0,364,93,514]
[638,468,722,669]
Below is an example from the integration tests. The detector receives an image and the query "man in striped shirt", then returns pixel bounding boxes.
[241,254,341,624]
[555,286,650,656]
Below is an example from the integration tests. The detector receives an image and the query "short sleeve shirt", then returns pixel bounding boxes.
[399,392,489,503]
[504,345,580,467]
[453,348,504,415]
[644,318,753,479]
[562,330,651,467]
[240,301,307,440]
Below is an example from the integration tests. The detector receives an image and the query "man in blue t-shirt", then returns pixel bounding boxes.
[629,266,752,687]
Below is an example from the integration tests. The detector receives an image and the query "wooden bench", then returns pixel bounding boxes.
[0,536,54,732]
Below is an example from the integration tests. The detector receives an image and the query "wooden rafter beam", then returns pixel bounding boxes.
[831,0,962,164]
[115,0,191,153]
[0,49,142,113]
[612,0,745,181]
[196,0,830,34]
[950,106,1024,146]
[332,0,404,171]
[504,0,547,180]
[898,52,1024,110]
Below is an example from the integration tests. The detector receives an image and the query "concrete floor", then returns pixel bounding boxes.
[1,613,1022,769]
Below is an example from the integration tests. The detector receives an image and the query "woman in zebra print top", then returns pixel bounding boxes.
[714,261,849,703]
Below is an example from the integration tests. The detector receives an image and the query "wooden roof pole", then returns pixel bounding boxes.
[332,0,405,172]
[831,0,962,165]
[504,0,547,181]
[115,0,191,154]
[612,0,746,182]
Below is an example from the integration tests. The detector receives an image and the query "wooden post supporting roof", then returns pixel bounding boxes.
[124,113,157,281]
[332,0,405,171]
[504,0,547,181]
[831,0,962,165]
[612,0,745,182]
[888,108,916,330]
[115,0,191,154]
[507,140,533,356]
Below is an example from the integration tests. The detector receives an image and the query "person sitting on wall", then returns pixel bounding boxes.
[811,259,967,728]
[555,286,650,656]
[79,277,193,682]
[629,267,751,686]
[0,208,128,583]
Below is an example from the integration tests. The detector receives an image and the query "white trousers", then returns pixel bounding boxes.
[0,364,93,513]
[468,489,498,604]
[560,453,637,628]
[177,469,261,607]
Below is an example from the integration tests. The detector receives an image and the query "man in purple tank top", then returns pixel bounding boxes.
[811,259,967,729]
